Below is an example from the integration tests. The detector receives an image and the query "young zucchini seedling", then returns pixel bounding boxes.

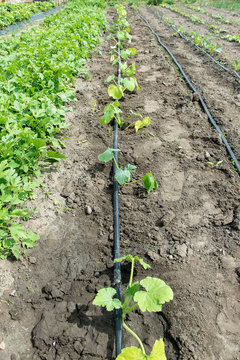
[93,255,173,359]
[98,148,158,193]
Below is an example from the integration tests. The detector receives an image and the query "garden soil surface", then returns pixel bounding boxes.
[0,3,240,360]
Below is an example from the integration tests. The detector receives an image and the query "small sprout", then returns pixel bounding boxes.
[234,60,239,71]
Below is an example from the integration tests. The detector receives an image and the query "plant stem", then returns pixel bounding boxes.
[124,122,135,131]
[122,258,135,317]
[123,178,143,186]
[123,321,146,355]
[129,258,134,287]
[127,303,138,313]
[113,155,119,169]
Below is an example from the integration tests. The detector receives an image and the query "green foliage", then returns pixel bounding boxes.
[134,277,173,312]
[0,0,107,258]
[108,84,124,100]
[0,1,55,30]
[99,102,122,126]
[197,0,240,11]
[135,117,151,132]
[115,164,136,185]
[142,173,158,193]
[148,0,164,5]
[98,147,120,162]
[92,287,122,310]
[162,3,205,24]
[116,339,167,360]
[234,60,239,71]
[114,254,151,269]
[189,32,221,52]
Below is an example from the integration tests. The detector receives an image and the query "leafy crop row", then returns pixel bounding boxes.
[209,24,240,44]
[161,12,239,71]
[0,0,107,259]
[162,3,240,47]
[185,4,240,26]
[92,5,173,359]
[0,1,55,30]
[163,15,222,53]
[162,3,205,23]
[97,4,158,192]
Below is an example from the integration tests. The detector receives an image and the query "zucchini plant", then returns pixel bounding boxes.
[98,148,158,193]
[93,255,173,360]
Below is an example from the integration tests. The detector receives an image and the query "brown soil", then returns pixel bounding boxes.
[0,3,240,360]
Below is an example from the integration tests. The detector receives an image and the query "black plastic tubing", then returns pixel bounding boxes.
[150,7,240,82]
[113,43,123,357]
[138,10,240,174]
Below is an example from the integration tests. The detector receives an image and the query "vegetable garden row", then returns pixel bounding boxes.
[0,1,56,30]
[91,5,173,359]
[160,2,240,70]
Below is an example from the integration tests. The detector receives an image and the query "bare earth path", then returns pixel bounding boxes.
[0,4,239,360]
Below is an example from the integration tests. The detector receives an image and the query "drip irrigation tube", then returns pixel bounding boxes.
[138,10,240,174]
[0,6,61,37]
[150,7,240,82]
[113,43,123,356]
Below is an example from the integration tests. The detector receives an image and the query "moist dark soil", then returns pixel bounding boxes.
[0,3,240,360]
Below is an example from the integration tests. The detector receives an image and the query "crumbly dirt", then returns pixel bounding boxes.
[0,3,240,360]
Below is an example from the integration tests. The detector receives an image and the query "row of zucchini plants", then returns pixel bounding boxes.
[0,1,55,30]
[162,15,222,53]
[160,13,240,72]
[162,3,240,45]
[185,3,240,26]
[162,3,204,23]
[0,0,107,259]
[92,4,173,360]
[97,6,157,191]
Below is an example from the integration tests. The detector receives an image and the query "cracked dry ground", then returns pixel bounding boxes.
[0,4,240,360]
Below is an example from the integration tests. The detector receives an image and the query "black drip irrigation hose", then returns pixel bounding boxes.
[137,10,240,174]
[0,6,61,37]
[149,6,240,82]
[113,43,123,356]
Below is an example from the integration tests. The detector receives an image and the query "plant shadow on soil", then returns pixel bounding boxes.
[67,305,115,359]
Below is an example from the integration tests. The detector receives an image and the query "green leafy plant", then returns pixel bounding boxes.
[98,148,158,193]
[99,101,124,127]
[234,60,239,71]
[0,1,56,30]
[93,255,173,359]
[125,111,151,132]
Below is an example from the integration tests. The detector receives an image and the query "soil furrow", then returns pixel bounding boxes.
[141,6,240,164]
